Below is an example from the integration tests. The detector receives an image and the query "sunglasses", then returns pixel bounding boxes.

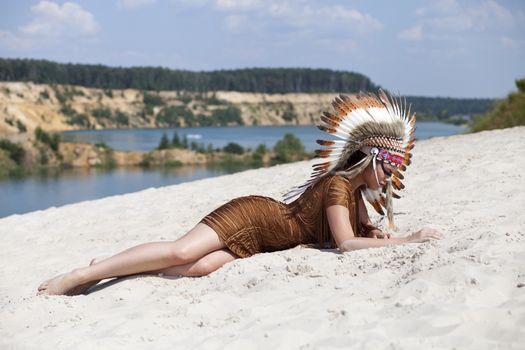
[379,160,394,177]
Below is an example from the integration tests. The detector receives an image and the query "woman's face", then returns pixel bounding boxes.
[363,160,398,190]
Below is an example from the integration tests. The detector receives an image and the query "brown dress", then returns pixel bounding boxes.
[199,175,364,258]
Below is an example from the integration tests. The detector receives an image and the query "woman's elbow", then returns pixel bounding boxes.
[338,239,360,252]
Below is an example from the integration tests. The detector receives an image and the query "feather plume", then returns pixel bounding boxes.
[386,181,397,231]
[283,89,416,207]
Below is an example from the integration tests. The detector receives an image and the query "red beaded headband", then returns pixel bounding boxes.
[377,149,404,165]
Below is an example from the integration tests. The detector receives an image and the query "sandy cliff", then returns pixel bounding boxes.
[0,81,335,136]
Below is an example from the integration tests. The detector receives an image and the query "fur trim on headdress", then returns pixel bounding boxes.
[283,89,416,230]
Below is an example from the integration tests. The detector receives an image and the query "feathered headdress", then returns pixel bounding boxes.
[284,89,416,230]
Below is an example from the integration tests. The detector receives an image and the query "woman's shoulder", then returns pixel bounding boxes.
[320,174,352,189]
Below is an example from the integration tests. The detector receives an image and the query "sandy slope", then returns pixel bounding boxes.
[0,127,524,349]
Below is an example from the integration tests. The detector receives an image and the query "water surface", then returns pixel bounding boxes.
[1,123,465,218]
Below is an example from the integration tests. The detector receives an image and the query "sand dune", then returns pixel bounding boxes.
[1,127,524,349]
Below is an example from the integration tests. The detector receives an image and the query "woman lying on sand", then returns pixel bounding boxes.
[38,90,442,296]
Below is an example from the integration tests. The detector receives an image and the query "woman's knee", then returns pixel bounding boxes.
[188,259,218,277]
[166,244,198,265]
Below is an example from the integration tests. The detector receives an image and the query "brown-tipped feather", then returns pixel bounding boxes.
[320,115,341,127]
[317,125,337,134]
[315,149,333,157]
[394,171,404,180]
[313,162,331,171]
[392,192,401,199]
[379,195,386,208]
[332,100,350,115]
[345,100,359,112]
[357,95,383,109]
[316,140,336,146]
[339,94,350,101]
[392,177,405,190]
[370,200,385,215]
[322,111,343,123]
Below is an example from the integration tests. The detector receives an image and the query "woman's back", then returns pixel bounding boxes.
[200,175,361,257]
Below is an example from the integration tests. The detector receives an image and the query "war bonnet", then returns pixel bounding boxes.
[284,89,416,230]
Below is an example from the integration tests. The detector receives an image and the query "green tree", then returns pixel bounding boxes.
[115,110,129,125]
[171,131,183,148]
[0,139,25,164]
[223,142,244,154]
[210,105,243,126]
[158,132,170,150]
[143,92,164,106]
[516,78,525,93]
[272,133,305,164]
[156,106,194,126]
[34,127,60,152]
[252,144,267,161]
[471,77,525,132]
[281,103,297,122]
[92,107,112,120]
[16,120,27,133]
[39,90,50,99]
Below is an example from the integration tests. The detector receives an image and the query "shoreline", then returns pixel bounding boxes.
[1,127,524,349]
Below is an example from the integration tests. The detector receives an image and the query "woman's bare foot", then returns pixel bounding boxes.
[37,259,101,296]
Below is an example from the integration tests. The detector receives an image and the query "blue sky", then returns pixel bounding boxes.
[1,0,524,98]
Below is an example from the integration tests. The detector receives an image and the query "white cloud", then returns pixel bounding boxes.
[178,0,382,35]
[223,15,248,33]
[0,1,99,52]
[398,25,423,41]
[499,36,525,49]
[434,0,461,14]
[263,3,382,34]
[415,0,516,33]
[469,0,515,29]
[117,0,157,10]
[20,1,99,37]
[0,31,33,51]
[428,0,514,32]
[400,0,524,44]
[214,0,261,11]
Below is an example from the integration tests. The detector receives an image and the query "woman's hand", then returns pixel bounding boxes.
[408,227,443,243]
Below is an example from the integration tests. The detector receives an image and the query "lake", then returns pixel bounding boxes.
[59,123,463,152]
[1,123,465,218]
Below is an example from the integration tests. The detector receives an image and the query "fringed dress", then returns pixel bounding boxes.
[199,175,364,258]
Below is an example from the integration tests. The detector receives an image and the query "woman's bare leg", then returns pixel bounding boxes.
[37,223,224,295]
[155,248,238,277]
[61,258,101,296]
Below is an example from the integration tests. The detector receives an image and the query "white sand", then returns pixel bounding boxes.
[1,127,524,349]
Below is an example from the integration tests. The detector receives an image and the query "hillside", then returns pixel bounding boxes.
[0,81,339,135]
[0,81,497,137]
[471,78,525,132]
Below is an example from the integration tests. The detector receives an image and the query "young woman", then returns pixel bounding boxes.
[38,90,442,296]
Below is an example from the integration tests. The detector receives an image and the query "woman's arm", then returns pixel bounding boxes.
[327,205,442,252]
[357,195,391,238]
